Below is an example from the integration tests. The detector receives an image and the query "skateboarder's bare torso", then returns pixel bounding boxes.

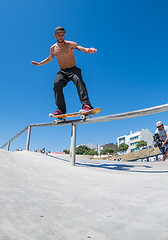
[51,41,77,69]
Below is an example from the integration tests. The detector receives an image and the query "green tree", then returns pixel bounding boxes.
[76,145,90,155]
[101,148,113,155]
[117,143,129,152]
[63,149,70,154]
[86,149,98,155]
[136,140,147,148]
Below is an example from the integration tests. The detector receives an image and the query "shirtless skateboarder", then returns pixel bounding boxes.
[31,26,97,116]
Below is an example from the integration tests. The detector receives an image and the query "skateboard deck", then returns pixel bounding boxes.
[49,108,101,124]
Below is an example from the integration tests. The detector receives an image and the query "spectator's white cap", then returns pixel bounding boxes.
[156,121,163,127]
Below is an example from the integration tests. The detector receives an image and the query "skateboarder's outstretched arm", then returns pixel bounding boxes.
[31,46,55,66]
[72,42,97,54]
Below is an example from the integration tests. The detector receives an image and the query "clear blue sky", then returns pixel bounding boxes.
[0,0,168,152]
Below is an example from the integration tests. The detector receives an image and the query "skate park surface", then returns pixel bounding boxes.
[0,149,168,240]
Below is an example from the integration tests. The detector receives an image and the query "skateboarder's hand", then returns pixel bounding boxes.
[88,48,97,53]
[31,61,40,66]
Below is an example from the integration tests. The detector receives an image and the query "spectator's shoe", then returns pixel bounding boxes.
[49,109,64,117]
[79,104,93,113]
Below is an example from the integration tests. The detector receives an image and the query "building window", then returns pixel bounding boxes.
[130,141,138,146]
[130,136,139,141]
[131,147,140,152]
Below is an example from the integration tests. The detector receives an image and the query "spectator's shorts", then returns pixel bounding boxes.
[159,142,168,154]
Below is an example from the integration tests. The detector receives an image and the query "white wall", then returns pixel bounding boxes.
[140,129,153,146]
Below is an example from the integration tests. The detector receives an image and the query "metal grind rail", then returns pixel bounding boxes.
[1,103,168,166]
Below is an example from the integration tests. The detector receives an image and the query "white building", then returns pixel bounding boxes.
[117,129,153,154]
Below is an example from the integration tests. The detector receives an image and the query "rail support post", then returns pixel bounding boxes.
[26,125,32,151]
[71,123,76,166]
[7,142,10,151]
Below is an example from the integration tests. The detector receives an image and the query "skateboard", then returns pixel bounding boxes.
[49,108,101,124]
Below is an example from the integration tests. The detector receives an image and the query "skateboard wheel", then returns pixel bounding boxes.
[54,120,58,124]
[81,114,86,120]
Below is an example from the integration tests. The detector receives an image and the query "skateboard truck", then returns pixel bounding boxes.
[54,118,66,124]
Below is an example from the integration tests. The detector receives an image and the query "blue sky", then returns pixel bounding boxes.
[0,0,168,152]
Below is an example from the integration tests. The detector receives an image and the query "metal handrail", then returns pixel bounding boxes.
[29,103,168,127]
[0,126,28,150]
[1,103,168,166]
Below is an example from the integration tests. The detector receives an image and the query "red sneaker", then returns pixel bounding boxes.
[79,105,93,113]
[49,109,64,117]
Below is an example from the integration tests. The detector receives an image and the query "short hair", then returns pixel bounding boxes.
[55,26,66,34]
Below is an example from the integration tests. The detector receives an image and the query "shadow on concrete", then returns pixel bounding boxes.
[47,155,168,174]
[47,154,70,163]
[76,162,168,173]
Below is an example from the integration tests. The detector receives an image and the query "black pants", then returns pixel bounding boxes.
[53,66,91,113]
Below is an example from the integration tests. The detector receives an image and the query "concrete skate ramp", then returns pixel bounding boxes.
[0,150,168,240]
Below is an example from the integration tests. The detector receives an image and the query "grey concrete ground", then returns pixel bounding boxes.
[0,149,168,240]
